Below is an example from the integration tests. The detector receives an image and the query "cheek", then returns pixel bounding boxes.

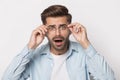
[62,30,71,37]
[46,33,54,40]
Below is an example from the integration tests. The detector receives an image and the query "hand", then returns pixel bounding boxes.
[68,23,90,49]
[28,25,47,49]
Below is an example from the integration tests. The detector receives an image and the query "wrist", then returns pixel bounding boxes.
[28,43,36,49]
[79,40,90,49]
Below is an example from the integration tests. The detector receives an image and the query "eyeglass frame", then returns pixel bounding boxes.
[46,24,69,32]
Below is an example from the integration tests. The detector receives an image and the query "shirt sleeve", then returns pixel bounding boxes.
[85,44,116,80]
[2,45,34,80]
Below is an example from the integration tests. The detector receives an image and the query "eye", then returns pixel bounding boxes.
[59,24,67,30]
[47,25,55,31]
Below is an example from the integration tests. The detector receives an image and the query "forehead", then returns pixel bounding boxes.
[46,16,68,25]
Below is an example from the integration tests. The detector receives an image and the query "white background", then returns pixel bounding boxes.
[0,0,120,80]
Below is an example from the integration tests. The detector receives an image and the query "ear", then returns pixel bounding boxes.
[69,29,72,35]
[45,32,48,37]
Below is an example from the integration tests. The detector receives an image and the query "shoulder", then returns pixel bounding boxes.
[32,43,49,56]
[70,41,83,49]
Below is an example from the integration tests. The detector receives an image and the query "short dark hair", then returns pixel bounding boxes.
[41,5,72,24]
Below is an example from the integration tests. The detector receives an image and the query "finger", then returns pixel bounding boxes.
[69,23,80,33]
[74,23,80,33]
[37,25,47,35]
[41,25,48,32]
[74,23,86,33]
[68,23,79,32]
[35,27,44,35]
[42,26,48,33]
[36,29,43,36]
[39,28,45,35]
[67,23,75,32]
[32,29,42,37]
[79,25,86,32]
[68,22,85,33]
[67,23,76,28]
[68,25,74,33]
[69,26,77,34]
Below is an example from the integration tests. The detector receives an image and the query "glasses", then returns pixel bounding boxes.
[46,24,68,32]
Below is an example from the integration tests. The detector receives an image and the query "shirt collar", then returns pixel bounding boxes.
[39,41,79,58]
[66,41,79,58]
[69,41,79,52]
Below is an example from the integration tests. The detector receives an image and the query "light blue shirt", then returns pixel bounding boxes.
[2,41,115,80]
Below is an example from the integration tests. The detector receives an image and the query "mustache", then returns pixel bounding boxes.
[52,36,65,40]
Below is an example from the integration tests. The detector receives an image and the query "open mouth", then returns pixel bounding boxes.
[54,40,63,42]
[53,38,64,46]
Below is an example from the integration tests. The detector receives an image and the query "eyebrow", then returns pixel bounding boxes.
[47,25,56,28]
[47,24,67,27]
[59,24,67,26]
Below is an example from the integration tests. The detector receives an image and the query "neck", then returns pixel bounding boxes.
[51,48,67,55]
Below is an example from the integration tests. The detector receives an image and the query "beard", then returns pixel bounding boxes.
[48,35,70,51]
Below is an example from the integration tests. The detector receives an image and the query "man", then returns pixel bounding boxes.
[3,5,115,80]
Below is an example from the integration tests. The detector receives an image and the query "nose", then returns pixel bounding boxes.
[56,28,61,36]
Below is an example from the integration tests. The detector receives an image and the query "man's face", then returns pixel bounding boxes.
[45,16,71,51]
